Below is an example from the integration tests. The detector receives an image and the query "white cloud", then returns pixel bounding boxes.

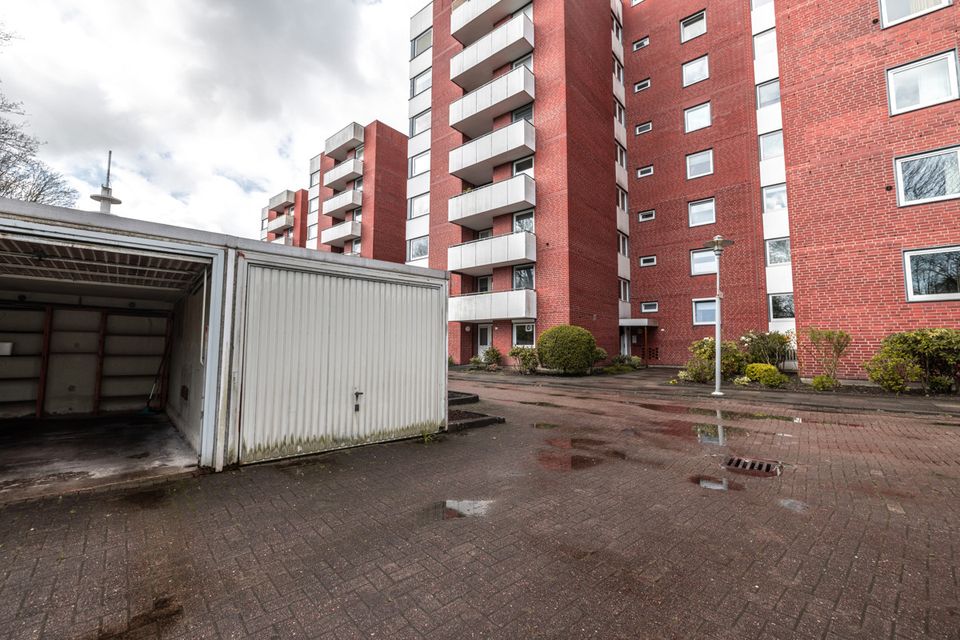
[0,0,424,238]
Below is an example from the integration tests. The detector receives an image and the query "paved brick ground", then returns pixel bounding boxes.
[1,378,959,639]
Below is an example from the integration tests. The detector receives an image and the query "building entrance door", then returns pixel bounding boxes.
[477,324,492,358]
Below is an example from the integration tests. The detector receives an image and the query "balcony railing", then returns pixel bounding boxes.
[448,231,536,275]
[448,288,537,323]
[449,64,535,138]
[323,158,363,191]
[268,190,296,211]
[451,0,536,45]
[449,119,536,185]
[448,173,536,230]
[322,189,363,218]
[324,122,364,161]
[266,214,294,233]
[320,219,362,247]
[450,13,534,92]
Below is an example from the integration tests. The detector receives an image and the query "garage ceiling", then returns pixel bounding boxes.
[0,233,210,301]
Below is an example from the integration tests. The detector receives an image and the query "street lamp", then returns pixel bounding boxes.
[703,235,734,396]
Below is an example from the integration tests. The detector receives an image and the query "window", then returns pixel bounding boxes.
[307,224,318,240]
[684,102,711,132]
[310,171,320,187]
[411,28,432,58]
[618,232,630,256]
[513,264,535,289]
[752,0,773,7]
[351,238,362,254]
[633,36,649,51]
[686,149,714,179]
[352,208,362,222]
[637,165,654,178]
[636,121,653,135]
[513,103,534,123]
[759,130,784,160]
[688,198,716,226]
[639,255,657,267]
[616,143,627,168]
[904,245,960,301]
[757,79,781,108]
[513,323,535,347]
[477,228,493,239]
[407,236,429,261]
[634,78,651,92]
[690,249,718,275]
[641,302,659,313]
[638,209,656,222]
[410,109,431,137]
[887,51,959,115]
[895,146,960,206]
[769,293,795,320]
[615,100,626,125]
[309,197,319,213]
[408,193,429,219]
[355,146,364,161]
[409,151,430,177]
[682,55,709,86]
[880,0,952,28]
[354,177,363,192]
[514,211,534,232]
[763,183,788,211]
[766,238,791,265]
[513,53,533,71]
[476,275,492,293]
[693,298,717,325]
[753,29,777,60]
[612,16,623,43]
[619,278,631,302]
[617,187,628,211]
[513,156,535,178]
[614,58,624,84]
[411,68,432,97]
[680,11,707,43]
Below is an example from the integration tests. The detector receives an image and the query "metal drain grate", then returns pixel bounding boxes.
[723,456,783,477]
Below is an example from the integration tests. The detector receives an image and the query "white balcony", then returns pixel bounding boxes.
[616,162,628,190]
[449,289,537,323]
[617,205,629,235]
[619,301,632,319]
[612,30,624,64]
[322,189,363,218]
[613,73,625,104]
[323,158,363,191]
[321,219,362,248]
[450,13,534,92]
[266,214,294,234]
[449,119,535,185]
[324,122,364,161]
[450,65,535,138]
[448,231,537,276]
[611,0,623,22]
[614,118,627,146]
[451,0,533,45]
[618,253,631,280]
[448,173,536,230]
[270,236,292,246]
[268,190,296,211]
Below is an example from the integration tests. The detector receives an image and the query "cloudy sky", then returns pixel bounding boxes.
[0,0,424,238]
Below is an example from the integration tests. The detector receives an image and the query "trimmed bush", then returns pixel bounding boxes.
[629,356,645,369]
[679,357,714,383]
[688,337,747,380]
[865,352,922,393]
[508,346,539,375]
[593,347,608,365]
[811,374,839,391]
[757,368,789,388]
[482,346,502,367]
[602,364,633,375]
[740,330,793,366]
[536,325,599,375]
[865,328,960,393]
[745,363,778,382]
[610,354,630,366]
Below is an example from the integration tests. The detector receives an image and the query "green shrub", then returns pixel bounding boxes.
[536,325,599,375]
[733,375,752,387]
[468,356,483,369]
[757,368,789,388]
[865,353,922,393]
[740,330,793,366]
[593,347,608,364]
[811,374,839,391]
[448,355,455,367]
[629,356,645,369]
[508,346,539,375]
[929,375,955,394]
[864,328,960,393]
[745,363,778,382]
[602,364,633,375]
[680,357,714,383]
[807,328,852,384]
[482,346,502,367]
[610,354,630,365]
[688,337,747,380]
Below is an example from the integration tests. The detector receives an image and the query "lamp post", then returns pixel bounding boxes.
[703,235,734,396]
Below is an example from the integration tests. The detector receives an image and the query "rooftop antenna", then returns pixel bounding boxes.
[90,150,121,214]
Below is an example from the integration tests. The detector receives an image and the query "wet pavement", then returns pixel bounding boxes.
[1,378,959,638]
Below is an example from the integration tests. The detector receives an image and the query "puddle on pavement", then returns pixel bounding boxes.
[632,402,801,423]
[518,400,565,408]
[537,449,604,471]
[689,475,744,491]
[778,498,807,512]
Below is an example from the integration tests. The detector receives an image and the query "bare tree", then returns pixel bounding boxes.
[0,25,79,207]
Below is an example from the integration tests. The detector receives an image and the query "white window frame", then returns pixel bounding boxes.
[513,53,533,71]
[682,55,710,87]
[895,145,960,206]
[753,29,777,61]
[411,28,432,58]
[636,121,653,135]
[409,150,430,177]
[638,210,656,222]
[880,0,953,28]
[476,275,492,292]
[408,193,429,219]
[757,79,781,109]
[637,165,654,178]
[640,302,659,313]
[639,255,657,267]
[765,237,791,266]
[763,183,788,212]
[768,293,795,320]
[686,149,714,179]
[633,36,650,51]
[513,156,535,178]
[634,78,651,93]
[680,11,707,43]
[693,298,718,325]
[614,58,624,84]
[759,130,784,161]
[688,197,716,227]
[617,187,628,210]
[615,100,626,125]
[690,248,718,275]
[406,235,429,261]
[513,264,536,290]
[616,143,627,168]
[886,50,959,116]
[904,245,960,301]
[410,109,431,137]
[513,322,536,347]
[618,232,630,256]
[619,278,631,302]
[684,101,712,133]
[411,68,432,98]
[513,210,535,233]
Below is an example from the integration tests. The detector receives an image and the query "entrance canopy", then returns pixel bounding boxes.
[619,318,659,327]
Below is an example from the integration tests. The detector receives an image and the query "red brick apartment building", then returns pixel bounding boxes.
[261,121,408,263]
[407,0,958,377]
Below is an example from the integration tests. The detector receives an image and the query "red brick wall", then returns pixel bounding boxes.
[363,121,408,264]
[624,0,768,366]
[777,1,960,378]
[291,189,309,248]
[315,154,337,253]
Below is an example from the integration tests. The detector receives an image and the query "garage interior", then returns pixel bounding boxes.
[0,232,212,500]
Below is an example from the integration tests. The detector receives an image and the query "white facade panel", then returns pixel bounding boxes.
[759,157,786,187]
[751,4,776,34]
[408,130,432,158]
[449,65,535,138]
[617,206,630,235]
[754,54,780,85]
[407,171,431,199]
[451,0,531,44]
[769,318,796,334]
[408,88,432,118]
[237,264,447,464]
[756,103,783,135]
[449,119,536,184]
[406,214,431,240]
[612,31,624,64]
[619,301,632,319]
[448,231,536,275]
[613,74,626,105]
[450,14,534,91]
[448,174,536,229]
[410,2,433,39]
[765,264,793,293]
[407,257,430,269]
[448,289,536,322]
[617,253,631,280]
[762,209,791,239]
[410,50,432,80]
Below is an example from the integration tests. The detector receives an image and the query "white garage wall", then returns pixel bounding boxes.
[165,286,207,454]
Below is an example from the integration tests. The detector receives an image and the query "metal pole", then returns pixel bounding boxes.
[712,251,723,397]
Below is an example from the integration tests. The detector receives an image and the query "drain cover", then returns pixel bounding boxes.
[722,456,783,477]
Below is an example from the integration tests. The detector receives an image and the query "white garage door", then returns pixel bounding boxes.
[238,265,447,463]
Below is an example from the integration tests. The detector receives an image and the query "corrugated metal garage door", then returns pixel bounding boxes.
[238,265,447,463]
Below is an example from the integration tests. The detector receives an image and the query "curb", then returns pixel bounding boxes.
[447,415,505,432]
[448,391,480,406]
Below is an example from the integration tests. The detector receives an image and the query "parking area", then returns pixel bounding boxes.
[1,377,959,639]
